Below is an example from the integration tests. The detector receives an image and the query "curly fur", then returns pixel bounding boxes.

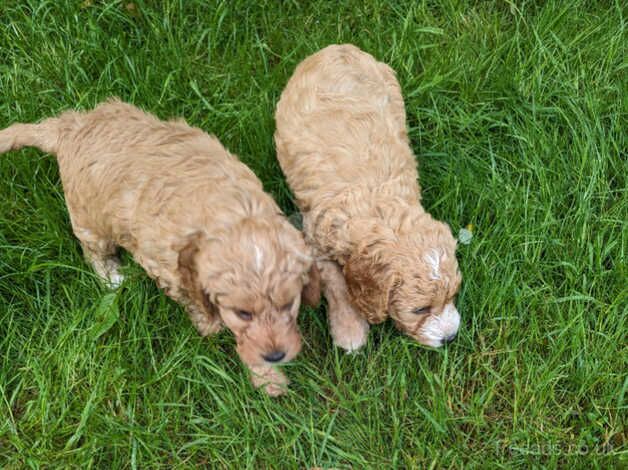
[0,99,320,395]
[275,44,461,348]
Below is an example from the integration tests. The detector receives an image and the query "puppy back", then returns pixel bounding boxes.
[275,44,418,212]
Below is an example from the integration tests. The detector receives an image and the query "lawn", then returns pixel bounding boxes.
[0,0,626,468]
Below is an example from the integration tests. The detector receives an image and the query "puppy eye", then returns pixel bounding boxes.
[236,310,253,321]
[281,300,295,312]
[412,307,429,315]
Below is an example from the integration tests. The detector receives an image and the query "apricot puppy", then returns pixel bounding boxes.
[0,99,319,396]
[275,44,461,350]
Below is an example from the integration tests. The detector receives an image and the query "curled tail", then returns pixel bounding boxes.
[0,118,61,155]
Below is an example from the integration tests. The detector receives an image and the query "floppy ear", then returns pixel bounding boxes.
[278,218,321,307]
[301,260,321,307]
[343,250,392,324]
[177,233,215,315]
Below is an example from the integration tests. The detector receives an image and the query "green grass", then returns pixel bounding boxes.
[0,0,626,468]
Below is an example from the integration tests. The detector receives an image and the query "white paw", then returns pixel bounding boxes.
[106,272,125,289]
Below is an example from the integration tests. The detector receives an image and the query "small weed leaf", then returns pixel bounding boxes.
[90,292,119,340]
[458,227,473,245]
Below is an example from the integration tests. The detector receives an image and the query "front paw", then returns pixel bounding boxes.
[105,271,125,289]
[263,380,289,397]
[250,365,289,397]
[194,316,223,337]
[328,305,370,352]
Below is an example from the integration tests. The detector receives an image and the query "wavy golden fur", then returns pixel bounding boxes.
[0,99,319,395]
[275,44,461,349]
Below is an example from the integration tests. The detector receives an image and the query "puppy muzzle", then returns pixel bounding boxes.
[416,303,460,347]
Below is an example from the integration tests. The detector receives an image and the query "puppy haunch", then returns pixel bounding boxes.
[275,44,461,349]
[0,99,319,396]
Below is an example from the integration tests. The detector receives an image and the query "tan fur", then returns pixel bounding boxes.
[0,99,320,395]
[275,44,461,348]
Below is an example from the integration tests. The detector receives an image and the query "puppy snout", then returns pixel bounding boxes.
[263,350,286,363]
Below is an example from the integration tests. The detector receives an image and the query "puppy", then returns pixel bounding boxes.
[0,99,319,396]
[274,44,461,350]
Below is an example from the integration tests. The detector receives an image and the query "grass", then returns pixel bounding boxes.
[0,0,626,467]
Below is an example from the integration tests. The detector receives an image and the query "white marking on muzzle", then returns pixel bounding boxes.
[420,303,460,347]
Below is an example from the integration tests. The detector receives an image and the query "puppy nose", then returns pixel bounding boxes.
[443,333,457,344]
[263,350,286,363]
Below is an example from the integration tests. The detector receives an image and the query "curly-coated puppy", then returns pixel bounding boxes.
[275,44,460,350]
[0,99,320,396]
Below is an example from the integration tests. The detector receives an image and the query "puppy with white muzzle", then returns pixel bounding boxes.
[0,99,320,396]
[274,44,461,350]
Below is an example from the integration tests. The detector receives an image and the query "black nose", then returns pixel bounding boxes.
[443,333,457,344]
[263,350,286,363]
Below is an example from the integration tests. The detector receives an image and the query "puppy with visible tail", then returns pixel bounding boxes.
[0,100,320,396]
[0,118,61,155]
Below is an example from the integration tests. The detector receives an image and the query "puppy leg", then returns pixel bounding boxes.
[319,260,369,352]
[248,364,289,397]
[186,303,223,337]
[75,229,124,288]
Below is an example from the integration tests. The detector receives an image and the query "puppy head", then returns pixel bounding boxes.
[179,217,319,366]
[344,217,461,347]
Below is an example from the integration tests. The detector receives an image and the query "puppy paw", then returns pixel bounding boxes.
[329,305,370,352]
[332,320,369,352]
[195,316,223,337]
[250,365,289,397]
[263,380,289,397]
[94,258,124,289]
[106,271,125,289]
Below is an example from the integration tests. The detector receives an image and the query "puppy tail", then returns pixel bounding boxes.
[0,118,61,156]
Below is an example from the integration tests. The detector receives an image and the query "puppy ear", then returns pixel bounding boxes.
[278,217,321,306]
[301,260,321,307]
[177,233,213,313]
[343,250,391,324]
